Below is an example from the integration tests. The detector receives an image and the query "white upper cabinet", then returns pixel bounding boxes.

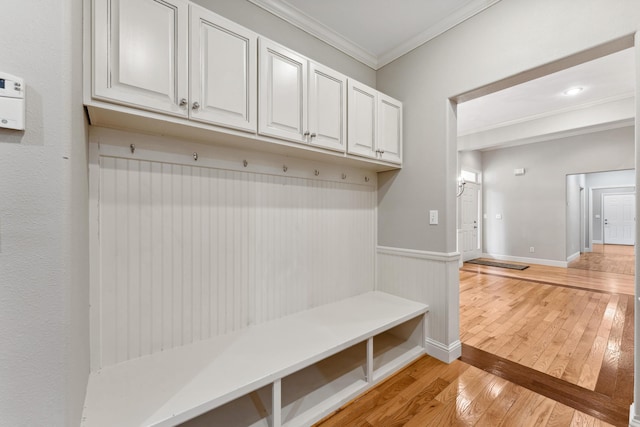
[258,39,308,143]
[347,80,402,165]
[259,39,347,152]
[347,80,377,158]
[93,0,189,117]
[189,6,257,132]
[377,93,403,164]
[308,63,347,152]
[89,1,400,168]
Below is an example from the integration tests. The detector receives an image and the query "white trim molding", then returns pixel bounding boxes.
[630,403,640,427]
[425,338,462,364]
[566,252,581,264]
[376,246,461,364]
[248,0,501,70]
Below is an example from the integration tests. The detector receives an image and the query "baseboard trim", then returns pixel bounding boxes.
[566,251,581,263]
[481,253,567,268]
[593,240,603,244]
[378,246,460,262]
[425,338,461,363]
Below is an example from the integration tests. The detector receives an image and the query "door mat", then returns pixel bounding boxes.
[466,259,529,270]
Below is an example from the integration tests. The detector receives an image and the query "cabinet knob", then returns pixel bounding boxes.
[303,131,310,136]
[310,133,317,138]
[179,98,188,107]
[192,102,200,110]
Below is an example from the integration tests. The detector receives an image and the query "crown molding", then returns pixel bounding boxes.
[377,0,502,68]
[248,0,502,70]
[247,0,378,68]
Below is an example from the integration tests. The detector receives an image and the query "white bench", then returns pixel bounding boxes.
[81,291,428,427]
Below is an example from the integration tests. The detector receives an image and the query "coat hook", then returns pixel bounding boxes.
[243,160,248,167]
[283,165,288,173]
[314,169,320,176]
[193,152,198,161]
[341,173,347,180]
[130,144,135,154]
[365,176,370,183]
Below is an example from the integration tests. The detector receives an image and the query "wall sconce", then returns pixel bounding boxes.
[457,177,466,197]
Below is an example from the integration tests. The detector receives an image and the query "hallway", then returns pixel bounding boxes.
[315,246,634,426]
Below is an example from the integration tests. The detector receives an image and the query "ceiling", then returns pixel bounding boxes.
[249,0,636,149]
[457,48,636,136]
[248,0,501,69]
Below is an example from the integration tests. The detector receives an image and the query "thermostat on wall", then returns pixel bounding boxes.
[0,72,25,130]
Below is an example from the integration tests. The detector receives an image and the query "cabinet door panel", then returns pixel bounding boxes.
[259,40,307,142]
[377,94,402,164]
[347,80,377,159]
[93,0,188,116]
[308,63,346,152]
[190,6,257,132]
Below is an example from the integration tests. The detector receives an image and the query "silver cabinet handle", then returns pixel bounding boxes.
[303,131,310,137]
[179,98,188,107]
[310,133,317,138]
[192,102,200,110]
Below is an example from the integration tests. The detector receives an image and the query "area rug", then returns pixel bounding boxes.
[466,259,529,270]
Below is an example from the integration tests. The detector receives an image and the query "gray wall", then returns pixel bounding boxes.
[0,0,89,425]
[376,0,640,254]
[192,0,376,87]
[481,127,634,262]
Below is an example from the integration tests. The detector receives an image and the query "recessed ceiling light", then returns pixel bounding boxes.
[563,87,584,96]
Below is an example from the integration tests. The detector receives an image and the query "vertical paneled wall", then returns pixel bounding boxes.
[376,247,461,362]
[94,140,376,368]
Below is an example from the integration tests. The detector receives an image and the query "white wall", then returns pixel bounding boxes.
[0,0,89,426]
[481,126,633,263]
[89,129,377,369]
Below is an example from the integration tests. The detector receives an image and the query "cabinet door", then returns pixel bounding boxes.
[93,0,188,117]
[308,63,347,152]
[377,93,402,164]
[347,80,377,159]
[258,39,308,143]
[190,6,257,132]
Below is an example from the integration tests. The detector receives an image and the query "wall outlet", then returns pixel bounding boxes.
[529,247,535,253]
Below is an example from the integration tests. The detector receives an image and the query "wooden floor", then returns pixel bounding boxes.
[316,246,634,426]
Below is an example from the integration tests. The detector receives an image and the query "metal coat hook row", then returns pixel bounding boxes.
[193,152,198,161]
[130,144,135,154]
[243,160,248,167]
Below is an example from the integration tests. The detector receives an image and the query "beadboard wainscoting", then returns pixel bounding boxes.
[89,128,377,370]
[376,246,461,363]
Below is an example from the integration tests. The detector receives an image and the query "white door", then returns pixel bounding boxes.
[460,182,481,261]
[347,80,377,159]
[603,193,635,245]
[377,93,402,164]
[307,62,347,152]
[93,0,189,116]
[190,5,257,132]
[258,39,308,143]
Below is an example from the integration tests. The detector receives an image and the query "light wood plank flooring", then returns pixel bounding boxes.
[317,246,633,426]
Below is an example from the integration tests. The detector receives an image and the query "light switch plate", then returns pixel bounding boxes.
[429,210,438,225]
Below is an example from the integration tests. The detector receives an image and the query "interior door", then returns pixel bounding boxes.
[603,193,635,245]
[461,182,481,261]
